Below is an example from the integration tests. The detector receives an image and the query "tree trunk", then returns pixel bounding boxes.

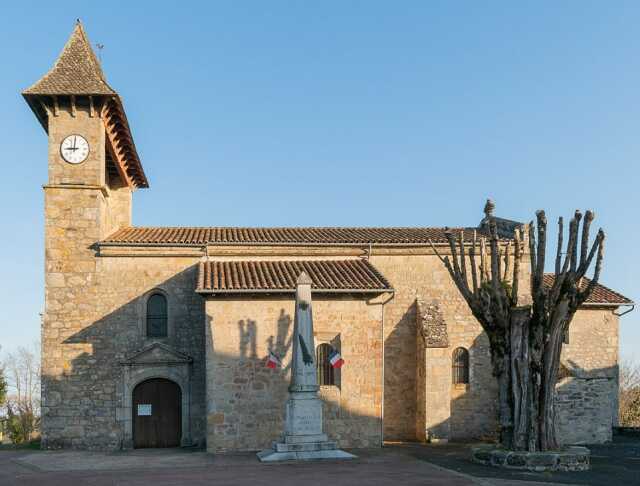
[538,302,569,450]
[510,307,531,450]
[497,354,514,450]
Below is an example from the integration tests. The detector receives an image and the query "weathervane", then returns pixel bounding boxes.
[96,43,104,63]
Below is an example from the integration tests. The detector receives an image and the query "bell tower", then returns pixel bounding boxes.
[22,20,148,448]
[23,20,148,236]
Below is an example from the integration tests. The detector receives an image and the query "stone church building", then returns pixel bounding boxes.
[24,23,633,451]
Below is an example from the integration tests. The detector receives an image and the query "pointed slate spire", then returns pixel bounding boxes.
[23,20,115,96]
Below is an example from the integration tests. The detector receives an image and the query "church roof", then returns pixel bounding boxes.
[23,21,114,96]
[543,274,633,306]
[196,259,391,294]
[102,226,490,246]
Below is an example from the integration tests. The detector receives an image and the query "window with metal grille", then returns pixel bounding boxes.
[146,293,168,338]
[452,347,469,385]
[316,343,335,386]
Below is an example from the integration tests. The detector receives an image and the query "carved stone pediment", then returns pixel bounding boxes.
[121,342,193,366]
[416,299,448,348]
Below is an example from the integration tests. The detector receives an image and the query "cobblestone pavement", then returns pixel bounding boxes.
[0,445,571,486]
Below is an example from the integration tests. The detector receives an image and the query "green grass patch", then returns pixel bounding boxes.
[0,439,41,451]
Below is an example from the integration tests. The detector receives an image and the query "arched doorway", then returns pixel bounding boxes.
[132,378,182,448]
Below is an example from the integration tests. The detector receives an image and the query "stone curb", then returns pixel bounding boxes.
[471,445,590,472]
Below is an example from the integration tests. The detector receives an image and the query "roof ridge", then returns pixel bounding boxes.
[102,225,497,246]
[108,225,478,231]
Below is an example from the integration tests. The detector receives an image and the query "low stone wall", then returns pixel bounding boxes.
[471,445,590,472]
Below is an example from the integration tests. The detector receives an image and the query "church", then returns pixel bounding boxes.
[25,22,633,451]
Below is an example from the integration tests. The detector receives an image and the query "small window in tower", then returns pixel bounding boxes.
[316,343,335,386]
[452,347,469,385]
[146,293,168,338]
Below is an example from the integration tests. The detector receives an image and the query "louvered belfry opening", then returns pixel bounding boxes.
[452,347,469,385]
[146,293,168,337]
[316,343,335,386]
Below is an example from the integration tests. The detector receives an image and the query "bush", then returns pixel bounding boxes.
[6,402,39,444]
[619,360,640,427]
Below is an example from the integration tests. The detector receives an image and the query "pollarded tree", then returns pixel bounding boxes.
[430,201,604,452]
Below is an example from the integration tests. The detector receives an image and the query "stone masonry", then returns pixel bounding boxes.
[32,22,630,452]
[205,294,384,452]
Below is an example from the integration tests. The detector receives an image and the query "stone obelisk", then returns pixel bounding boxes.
[257,272,355,462]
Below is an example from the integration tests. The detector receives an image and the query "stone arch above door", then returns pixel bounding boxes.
[119,343,193,449]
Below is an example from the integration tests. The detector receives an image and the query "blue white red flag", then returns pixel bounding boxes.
[329,349,344,369]
[266,351,281,369]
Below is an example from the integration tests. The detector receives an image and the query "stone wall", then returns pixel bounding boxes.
[41,100,206,449]
[205,295,383,452]
[42,254,206,449]
[47,106,105,187]
[370,252,498,442]
[42,208,620,451]
[556,308,619,444]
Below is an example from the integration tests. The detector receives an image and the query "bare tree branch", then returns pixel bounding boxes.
[480,237,489,282]
[459,231,468,291]
[579,230,605,302]
[512,227,521,306]
[470,230,479,293]
[570,210,582,273]
[555,217,563,276]
[503,241,512,283]
[528,222,536,289]
[534,211,547,293]
[579,210,594,267]
[576,220,602,279]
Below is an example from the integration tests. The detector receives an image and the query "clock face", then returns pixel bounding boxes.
[60,134,90,164]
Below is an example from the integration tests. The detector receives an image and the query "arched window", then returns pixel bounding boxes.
[146,293,168,338]
[316,343,335,386]
[452,347,469,385]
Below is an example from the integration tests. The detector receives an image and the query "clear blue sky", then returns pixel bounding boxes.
[0,2,638,360]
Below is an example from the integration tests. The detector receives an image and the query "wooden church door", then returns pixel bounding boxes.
[133,378,182,448]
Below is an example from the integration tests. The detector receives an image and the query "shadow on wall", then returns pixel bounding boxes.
[555,360,619,445]
[42,267,206,450]
[429,357,618,445]
[41,266,382,451]
[205,295,383,453]
[383,303,417,441]
[418,324,618,446]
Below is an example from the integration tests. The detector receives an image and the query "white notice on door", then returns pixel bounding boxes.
[137,404,152,416]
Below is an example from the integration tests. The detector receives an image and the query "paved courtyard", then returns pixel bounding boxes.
[1,435,639,486]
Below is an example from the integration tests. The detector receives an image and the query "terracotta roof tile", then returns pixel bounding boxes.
[543,274,633,306]
[103,226,490,246]
[196,259,392,294]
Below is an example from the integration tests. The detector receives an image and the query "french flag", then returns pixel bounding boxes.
[266,351,281,369]
[329,349,344,369]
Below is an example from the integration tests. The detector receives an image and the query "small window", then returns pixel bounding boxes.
[316,343,335,386]
[146,293,168,338]
[452,347,469,385]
